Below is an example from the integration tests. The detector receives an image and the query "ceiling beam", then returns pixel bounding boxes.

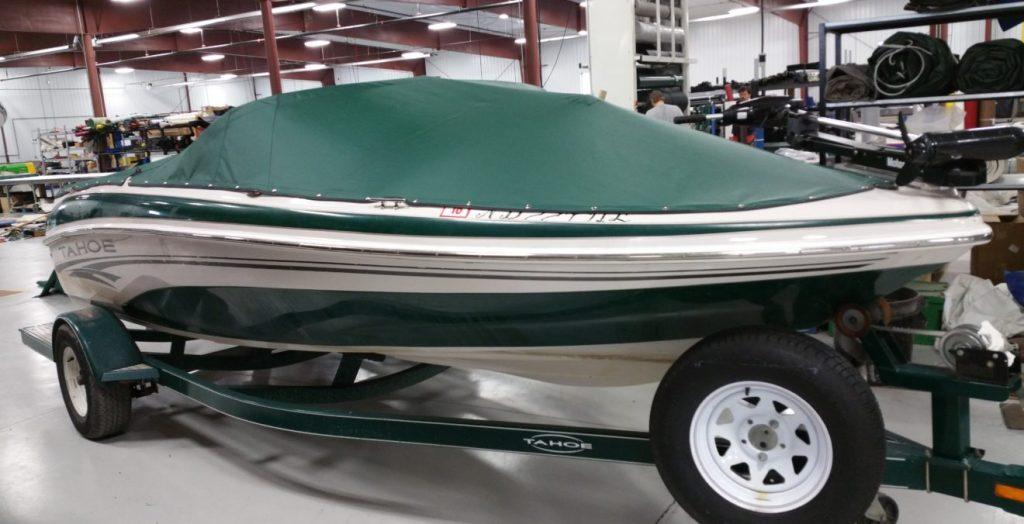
[1,50,422,78]
[0,32,76,54]
[0,0,520,67]
[294,7,521,60]
[0,0,81,34]
[376,0,583,29]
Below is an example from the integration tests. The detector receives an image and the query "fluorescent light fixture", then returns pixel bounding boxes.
[304,63,328,70]
[272,2,316,14]
[177,19,219,32]
[201,53,226,62]
[578,29,588,36]
[304,39,331,48]
[428,21,458,30]
[111,0,139,3]
[774,0,852,10]
[252,72,270,77]
[0,57,6,62]
[498,13,510,19]
[179,27,203,34]
[538,34,586,43]
[220,73,237,80]
[95,33,141,44]
[312,2,346,11]
[343,52,433,67]
[114,67,134,74]
[514,37,527,44]
[692,6,759,22]
[579,1,587,7]
[16,44,72,58]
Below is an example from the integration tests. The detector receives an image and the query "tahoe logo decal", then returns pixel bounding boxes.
[57,239,117,259]
[523,434,593,454]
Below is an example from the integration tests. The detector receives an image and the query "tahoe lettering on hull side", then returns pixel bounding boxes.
[57,239,117,260]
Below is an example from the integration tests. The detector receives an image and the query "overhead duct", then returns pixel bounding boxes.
[638,75,685,89]
[635,21,685,48]
[635,0,682,19]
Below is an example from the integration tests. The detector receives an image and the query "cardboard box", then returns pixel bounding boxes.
[971,218,1024,284]
[162,127,193,137]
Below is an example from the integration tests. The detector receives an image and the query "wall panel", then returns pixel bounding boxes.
[334,66,413,84]
[687,12,799,85]
[425,50,522,83]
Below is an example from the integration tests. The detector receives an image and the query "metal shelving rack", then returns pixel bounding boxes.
[817,2,1024,115]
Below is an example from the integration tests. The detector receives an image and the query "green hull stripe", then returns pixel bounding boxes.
[121,265,936,348]
[51,193,977,238]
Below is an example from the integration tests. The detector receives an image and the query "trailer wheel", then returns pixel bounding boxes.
[858,493,899,524]
[651,327,884,524]
[54,324,132,440]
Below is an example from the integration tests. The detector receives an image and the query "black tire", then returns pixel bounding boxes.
[54,324,132,440]
[877,493,899,524]
[651,327,885,524]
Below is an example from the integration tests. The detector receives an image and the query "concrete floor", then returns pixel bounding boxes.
[0,237,1021,524]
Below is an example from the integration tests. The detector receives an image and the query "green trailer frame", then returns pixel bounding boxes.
[19,305,1024,517]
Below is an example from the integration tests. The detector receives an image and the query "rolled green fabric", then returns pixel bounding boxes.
[826,64,873,101]
[868,32,957,98]
[905,1,993,13]
[957,39,1024,94]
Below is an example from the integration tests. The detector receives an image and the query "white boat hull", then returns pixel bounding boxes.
[45,186,990,385]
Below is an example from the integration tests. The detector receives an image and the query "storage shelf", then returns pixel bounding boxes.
[756,80,817,93]
[823,2,1024,34]
[827,90,1024,109]
[815,0,1024,168]
[818,1,1024,114]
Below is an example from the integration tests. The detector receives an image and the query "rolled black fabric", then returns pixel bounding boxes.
[826,64,873,101]
[868,32,957,98]
[907,0,1024,30]
[958,39,1024,93]
[905,0,992,12]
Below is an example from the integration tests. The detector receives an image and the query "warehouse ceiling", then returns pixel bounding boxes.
[0,0,586,82]
[689,0,813,24]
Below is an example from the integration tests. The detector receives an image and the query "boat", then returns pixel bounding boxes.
[44,77,989,386]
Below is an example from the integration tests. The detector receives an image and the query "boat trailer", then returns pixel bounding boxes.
[19,305,1024,520]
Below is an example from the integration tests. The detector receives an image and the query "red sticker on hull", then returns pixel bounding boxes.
[440,207,470,218]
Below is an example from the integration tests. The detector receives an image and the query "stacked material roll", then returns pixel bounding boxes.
[868,32,957,98]
[905,0,993,12]
[957,39,1024,94]
[826,64,874,101]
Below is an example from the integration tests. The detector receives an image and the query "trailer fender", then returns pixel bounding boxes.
[53,307,157,383]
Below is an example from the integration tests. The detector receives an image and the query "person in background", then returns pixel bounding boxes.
[731,85,756,145]
[737,85,752,103]
[645,90,684,124]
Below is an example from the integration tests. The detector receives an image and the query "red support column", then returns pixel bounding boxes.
[320,69,336,87]
[798,10,809,101]
[411,59,427,77]
[259,0,284,95]
[523,0,542,87]
[183,73,193,111]
[82,34,106,117]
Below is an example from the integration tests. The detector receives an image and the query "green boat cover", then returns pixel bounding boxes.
[74,77,873,213]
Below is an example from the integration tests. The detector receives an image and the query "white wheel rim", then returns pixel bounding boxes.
[61,348,88,418]
[689,380,833,514]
